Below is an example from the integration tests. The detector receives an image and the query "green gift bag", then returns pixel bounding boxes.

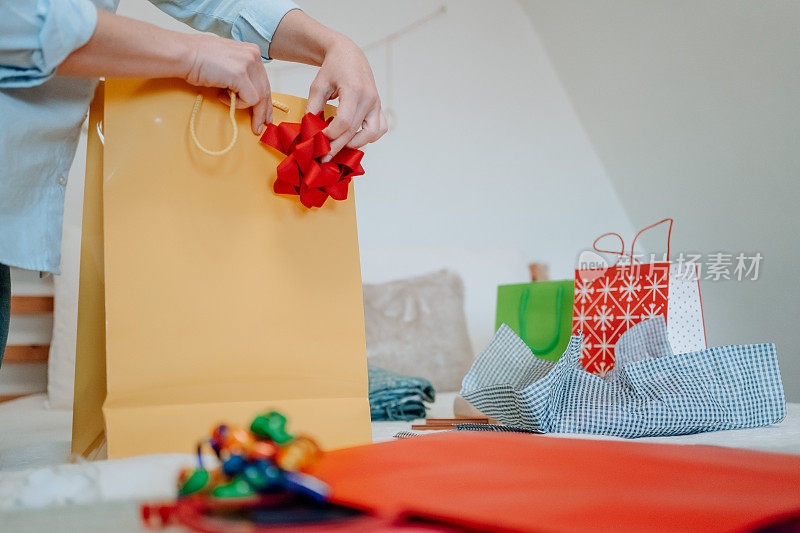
[495,280,575,361]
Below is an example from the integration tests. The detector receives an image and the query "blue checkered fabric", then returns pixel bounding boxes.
[461,317,786,438]
[603,316,673,383]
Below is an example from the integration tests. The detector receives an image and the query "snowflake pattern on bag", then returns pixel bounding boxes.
[572,263,670,375]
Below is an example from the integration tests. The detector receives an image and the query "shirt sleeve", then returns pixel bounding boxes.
[148,0,300,59]
[0,0,98,88]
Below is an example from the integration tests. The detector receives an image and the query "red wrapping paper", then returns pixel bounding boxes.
[260,112,365,208]
[309,432,800,533]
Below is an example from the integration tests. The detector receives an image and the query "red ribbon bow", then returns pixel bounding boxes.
[260,112,365,208]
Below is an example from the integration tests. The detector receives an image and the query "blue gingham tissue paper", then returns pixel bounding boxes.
[460,317,785,438]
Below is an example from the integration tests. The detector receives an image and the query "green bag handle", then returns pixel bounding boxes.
[518,285,564,355]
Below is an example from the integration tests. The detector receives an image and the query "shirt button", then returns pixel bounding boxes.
[57,174,68,186]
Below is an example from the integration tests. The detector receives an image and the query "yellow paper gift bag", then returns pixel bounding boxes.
[72,79,372,459]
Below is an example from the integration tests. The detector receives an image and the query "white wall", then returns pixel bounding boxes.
[2,0,635,394]
[116,0,635,349]
[520,0,800,400]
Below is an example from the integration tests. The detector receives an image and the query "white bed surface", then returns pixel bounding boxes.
[0,394,72,471]
[0,392,799,514]
[2,393,800,472]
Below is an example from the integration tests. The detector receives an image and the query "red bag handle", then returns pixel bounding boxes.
[630,218,673,263]
[592,218,673,265]
[592,232,625,265]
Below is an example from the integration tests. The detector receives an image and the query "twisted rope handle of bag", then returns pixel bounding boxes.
[518,284,564,355]
[189,93,290,156]
[592,218,674,265]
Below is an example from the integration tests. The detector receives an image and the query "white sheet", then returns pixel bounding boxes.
[1,392,798,512]
[3,392,800,471]
[0,394,72,471]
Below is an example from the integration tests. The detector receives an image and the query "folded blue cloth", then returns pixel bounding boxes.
[369,365,435,421]
[461,317,786,438]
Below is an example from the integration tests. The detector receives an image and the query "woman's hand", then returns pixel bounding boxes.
[59,9,272,135]
[268,10,388,160]
[307,36,388,162]
[59,7,388,143]
[183,34,272,134]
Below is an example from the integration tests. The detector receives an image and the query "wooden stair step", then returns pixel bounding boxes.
[0,393,32,403]
[2,344,50,363]
[10,295,54,315]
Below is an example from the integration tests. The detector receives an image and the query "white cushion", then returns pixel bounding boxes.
[360,244,530,354]
[364,270,473,391]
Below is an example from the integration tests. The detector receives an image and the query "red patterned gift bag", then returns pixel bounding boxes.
[572,219,706,375]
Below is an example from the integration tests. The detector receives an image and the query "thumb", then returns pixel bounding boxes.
[306,77,329,115]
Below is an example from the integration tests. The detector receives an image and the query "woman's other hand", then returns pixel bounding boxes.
[268,10,388,160]
[307,36,388,162]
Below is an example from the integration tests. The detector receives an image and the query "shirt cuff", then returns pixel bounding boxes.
[0,0,98,88]
[231,0,300,60]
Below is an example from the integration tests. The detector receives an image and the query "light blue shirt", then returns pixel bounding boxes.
[0,0,298,273]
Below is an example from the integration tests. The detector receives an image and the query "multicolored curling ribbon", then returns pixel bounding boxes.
[176,410,327,502]
[260,112,365,209]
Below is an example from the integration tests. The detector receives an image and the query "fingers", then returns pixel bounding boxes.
[247,58,269,101]
[298,37,387,157]
[346,107,388,149]
[250,69,272,134]
[378,111,388,139]
[217,91,232,106]
[321,90,368,162]
[215,44,265,112]
[306,76,330,115]
[212,45,271,135]
[251,98,269,135]
[236,44,266,106]
[230,78,260,109]
[216,87,273,135]
[186,37,269,109]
